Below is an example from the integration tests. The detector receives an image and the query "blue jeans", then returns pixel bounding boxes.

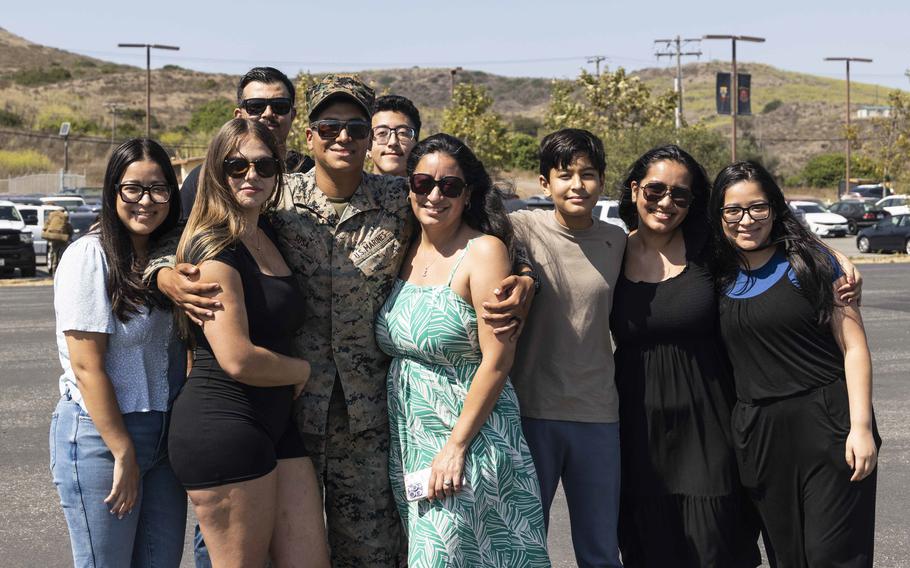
[522,418,622,568]
[50,397,187,568]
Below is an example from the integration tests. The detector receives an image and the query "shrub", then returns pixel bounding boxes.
[505,132,539,172]
[0,108,23,128]
[0,150,54,177]
[11,67,72,86]
[188,99,236,133]
[762,99,783,114]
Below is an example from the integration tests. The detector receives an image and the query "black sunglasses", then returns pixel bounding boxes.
[240,98,293,116]
[117,183,173,204]
[309,119,371,141]
[409,174,467,198]
[223,157,281,179]
[639,182,693,208]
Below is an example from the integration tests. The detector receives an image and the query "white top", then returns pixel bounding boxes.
[54,234,183,414]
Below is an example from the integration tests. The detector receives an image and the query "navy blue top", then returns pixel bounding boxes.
[719,250,845,403]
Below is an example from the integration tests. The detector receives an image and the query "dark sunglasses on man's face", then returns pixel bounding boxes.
[639,182,693,208]
[240,98,293,116]
[309,119,371,141]
[223,157,281,179]
[409,173,467,198]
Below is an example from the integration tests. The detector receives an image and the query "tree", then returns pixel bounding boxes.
[441,83,509,169]
[286,72,319,155]
[869,91,910,185]
[801,153,878,188]
[504,132,539,172]
[188,99,235,133]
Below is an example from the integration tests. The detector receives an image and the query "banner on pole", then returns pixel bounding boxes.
[737,74,752,116]
[716,73,731,115]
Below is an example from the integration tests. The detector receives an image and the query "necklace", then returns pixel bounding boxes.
[244,228,262,251]
[416,248,442,278]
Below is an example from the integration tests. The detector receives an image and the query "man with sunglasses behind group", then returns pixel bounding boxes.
[178,66,314,222]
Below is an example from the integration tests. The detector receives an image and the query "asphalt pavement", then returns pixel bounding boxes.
[1,264,908,567]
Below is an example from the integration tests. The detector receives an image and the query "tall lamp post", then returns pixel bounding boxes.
[703,35,765,161]
[449,67,463,99]
[117,43,180,137]
[825,57,873,197]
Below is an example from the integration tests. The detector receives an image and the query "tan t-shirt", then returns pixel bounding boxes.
[509,208,626,423]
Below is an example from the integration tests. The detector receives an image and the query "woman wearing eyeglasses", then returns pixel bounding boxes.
[711,162,879,567]
[50,138,187,567]
[168,118,329,568]
[375,133,550,567]
[610,145,762,567]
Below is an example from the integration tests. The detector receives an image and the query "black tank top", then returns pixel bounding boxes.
[718,252,845,403]
[192,217,304,359]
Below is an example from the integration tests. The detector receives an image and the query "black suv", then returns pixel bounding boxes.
[0,201,37,277]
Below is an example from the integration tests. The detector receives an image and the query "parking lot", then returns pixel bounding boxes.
[0,255,908,567]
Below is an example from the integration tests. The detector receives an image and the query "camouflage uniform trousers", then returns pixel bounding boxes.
[302,379,404,568]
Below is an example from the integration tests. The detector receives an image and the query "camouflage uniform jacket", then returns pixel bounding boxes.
[271,170,413,435]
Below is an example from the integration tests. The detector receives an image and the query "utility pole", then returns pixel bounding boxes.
[703,35,765,161]
[654,36,702,129]
[117,43,180,137]
[104,102,124,146]
[587,55,607,77]
[825,57,873,197]
[449,67,463,99]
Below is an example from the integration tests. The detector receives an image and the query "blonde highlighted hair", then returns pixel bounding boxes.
[177,118,284,267]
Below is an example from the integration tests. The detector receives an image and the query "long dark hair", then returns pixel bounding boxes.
[618,144,711,249]
[99,138,180,322]
[709,161,836,324]
[406,133,513,250]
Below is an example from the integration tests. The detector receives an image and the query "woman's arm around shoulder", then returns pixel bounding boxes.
[196,258,309,388]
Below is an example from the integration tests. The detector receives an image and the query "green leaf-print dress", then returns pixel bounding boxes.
[375,241,551,568]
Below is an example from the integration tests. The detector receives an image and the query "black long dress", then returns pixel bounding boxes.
[610,237,760,568]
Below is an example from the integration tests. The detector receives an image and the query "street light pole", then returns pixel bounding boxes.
[117,43,180,137]
[654,37,702,130]
[703,35,765,161]
[449,67,463,99]
[825,57,873,197]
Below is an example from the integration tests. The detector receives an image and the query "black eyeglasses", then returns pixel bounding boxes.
[409,174,467,198]
[639,182,693,208]
[117,183,172,204]
[223,157,281,179]
[239,97,293,116]
[721,202,772,223]
[309,119,371,141]
[372,125,417,145]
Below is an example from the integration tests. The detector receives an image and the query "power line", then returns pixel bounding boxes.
[0,127,208,152]
[654,36,702,130]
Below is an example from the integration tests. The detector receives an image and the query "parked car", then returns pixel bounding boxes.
[856,214,910,254]
[14,204,65,256]
[69,206,99,241]
[827,200,889,235]
[875,195,910,217]
[592,199,628,233]
[789,201,849,237]
[39,195,85,211]
[846,184,892,201]
[788,203,808,226]
[523,195,554,210]
[0,200,37,277]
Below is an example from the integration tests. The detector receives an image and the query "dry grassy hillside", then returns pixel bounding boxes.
[1,26,905,185]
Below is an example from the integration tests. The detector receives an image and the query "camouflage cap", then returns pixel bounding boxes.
[306,74,375,120]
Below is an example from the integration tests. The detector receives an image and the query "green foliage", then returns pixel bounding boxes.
[162,64,183,71]
[762,99,783,114]
[188,99,235,133]
[801,153,879,188]
[0,107,23,128]
[504,132,539,172]
[865,91,910,186]
[34,104,103,135]
[11,66,72,86]
[509,115,542,137]
[0,149,54,176]
[202,78,218,90]
[287,72,318,154]
[441,83,509,169]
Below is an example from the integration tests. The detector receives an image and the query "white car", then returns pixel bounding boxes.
[789,201,848,237]
[592,199,628,233]
[875,195,909,216]
[40,195,85,211]
[15,204,65,256]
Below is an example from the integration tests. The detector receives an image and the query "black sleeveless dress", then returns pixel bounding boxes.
[610,237,760,567]
[168,217,307,489]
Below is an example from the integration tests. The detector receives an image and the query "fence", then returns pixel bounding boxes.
[0,172,87,196]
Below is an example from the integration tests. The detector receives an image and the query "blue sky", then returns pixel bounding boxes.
[4,0,909,89]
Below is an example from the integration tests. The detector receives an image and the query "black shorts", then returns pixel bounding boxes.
[167,353,307,489]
